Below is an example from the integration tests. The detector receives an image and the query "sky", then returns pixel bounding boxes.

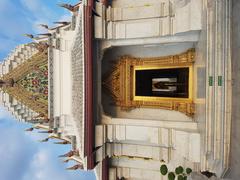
[0,0,77,60]
[0,0,96,180]
[0,109,96,180]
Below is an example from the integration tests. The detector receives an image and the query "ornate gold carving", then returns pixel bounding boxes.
[1,51,48,117]
[3,84,48,117]
[2,51,48,82]
[103,49,195,116]
[103,66,121,101]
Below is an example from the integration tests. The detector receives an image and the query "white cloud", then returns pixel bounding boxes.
[20,0,57,20]
[0,115,95,180]
[0,0,79,60]
[20,0,57,33]
[0,1,29,38]
[22,148,95,180]
[0,0,33,60]
[23,149,63,180]
[0,107,96,180]
[0,123,37,180]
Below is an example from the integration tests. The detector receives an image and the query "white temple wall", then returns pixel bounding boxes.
[97,0,232,178]
[4,60,10,74]
[198,0,232,176]
[59,51,72,115]
[52,28,75,118]
[174,0,202,33]
[95,0,202,41]
[111,0,171,8]
[110,166,163,180]
[52,31,76,136]
[108,156,199,180]
[53,49,61,117]
[96,123,200,162]
[95,113,201,179]
[0,63,3,77]
[95,1,206,177]
[2,63,6,75]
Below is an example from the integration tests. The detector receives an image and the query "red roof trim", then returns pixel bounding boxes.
[84,0,94,170]
[102,157,109,180]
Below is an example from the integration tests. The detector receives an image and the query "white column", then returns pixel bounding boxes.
[204,0,232,176]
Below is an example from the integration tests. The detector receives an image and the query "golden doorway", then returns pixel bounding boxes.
[103,49,195,116]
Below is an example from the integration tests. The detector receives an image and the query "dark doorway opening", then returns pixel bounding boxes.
[135,67,189,98]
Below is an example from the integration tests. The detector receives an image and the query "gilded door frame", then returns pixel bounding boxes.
[103,49,195,116]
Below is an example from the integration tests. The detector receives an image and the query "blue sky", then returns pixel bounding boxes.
[0,0,77,60]
[0,0,96,180]
[0,109,96,180]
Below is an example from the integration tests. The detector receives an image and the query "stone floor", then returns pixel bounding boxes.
[225,0,240,179]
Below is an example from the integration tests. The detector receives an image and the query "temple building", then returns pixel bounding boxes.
[0,0,236,179]
[0,44,45,122]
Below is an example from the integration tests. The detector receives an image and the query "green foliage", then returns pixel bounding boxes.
[160,164,168,175]
[177,175,184,180]
[160,164,192,180]
[168,172,175,180]
[175,166,184,174]
[186,168,192,174]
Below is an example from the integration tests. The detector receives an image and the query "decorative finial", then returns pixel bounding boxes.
[39,138,49,142]
[22,33,34,39]
[58,3,75,12]
[58,150,79,158]
[38,24,49,30]
[66,164,83,170]
[54,140,71,145]
[25,127,34,131]
[38,130,53,134]
[53,21,71,26]
[37,33,52,37]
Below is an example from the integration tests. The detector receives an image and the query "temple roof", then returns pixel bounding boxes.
[1,48,48,118]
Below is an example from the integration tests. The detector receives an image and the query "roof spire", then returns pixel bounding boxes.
[66,164,84,170]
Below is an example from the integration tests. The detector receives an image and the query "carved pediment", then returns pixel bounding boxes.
[1,51,48,117]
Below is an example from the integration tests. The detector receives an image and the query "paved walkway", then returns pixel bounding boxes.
[225,0,240,179]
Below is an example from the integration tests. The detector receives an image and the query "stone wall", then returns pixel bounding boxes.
[95,0,202,40]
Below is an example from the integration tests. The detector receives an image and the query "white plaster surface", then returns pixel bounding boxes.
[102,0,202,40]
